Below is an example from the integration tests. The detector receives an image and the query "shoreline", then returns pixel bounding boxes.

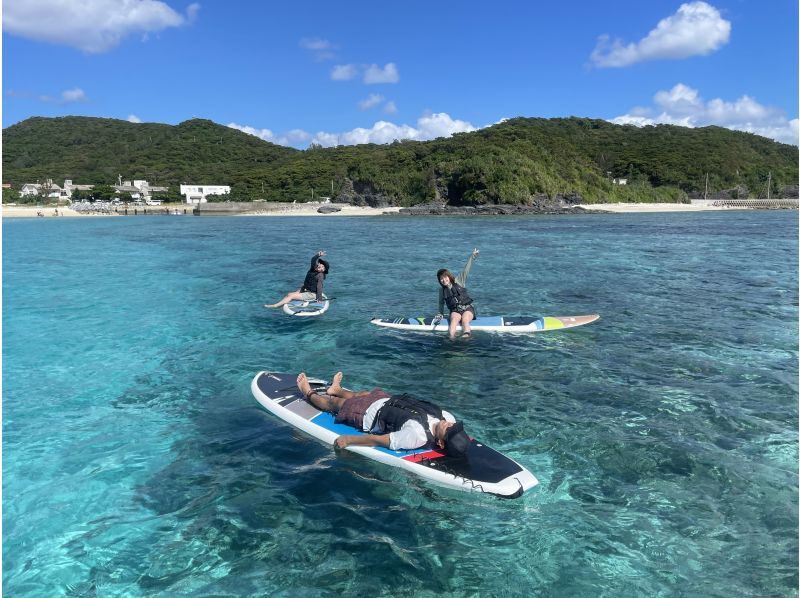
[576,202,744,213]
[2,202,788,218]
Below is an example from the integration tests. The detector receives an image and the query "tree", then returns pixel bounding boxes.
[89,184,116,202]
[152,189,183,204]
[2,187,17,204]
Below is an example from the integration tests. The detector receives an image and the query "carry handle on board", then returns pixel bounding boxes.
[290,297,335,316]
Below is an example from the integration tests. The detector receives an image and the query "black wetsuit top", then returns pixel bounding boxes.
[300,254,327,301]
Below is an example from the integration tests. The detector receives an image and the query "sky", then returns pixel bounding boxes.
[2,0,798,148]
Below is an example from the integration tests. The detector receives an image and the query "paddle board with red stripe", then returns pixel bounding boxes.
[251,371,538,498]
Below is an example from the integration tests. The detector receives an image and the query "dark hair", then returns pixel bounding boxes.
[437,268,454,286]
[317,259,330,275]
[443,421,470,458]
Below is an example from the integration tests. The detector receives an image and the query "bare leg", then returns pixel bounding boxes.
[461,310,474,336]
[265,291,305,308]
[297,373,346,411]
[323,371,374,400]
[448,312,462,339]
[326,372,343,395]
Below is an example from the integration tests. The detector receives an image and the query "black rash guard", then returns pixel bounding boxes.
[300,254,327,301]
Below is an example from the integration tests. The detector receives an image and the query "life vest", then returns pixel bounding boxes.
[373,394,444,445]
[442,283,473,312]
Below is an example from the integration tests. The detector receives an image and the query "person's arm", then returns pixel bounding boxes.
[335,434,391,449]
[438,287,445,316]
[308,249,326,270]
[455,248,479,286]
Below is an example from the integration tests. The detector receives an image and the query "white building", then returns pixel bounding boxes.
[63,179,94,199]
[179,184,231,204]
[613,178,628,186]
[114,179,168,201]
[19,183,42,197]
[19,180,62,199]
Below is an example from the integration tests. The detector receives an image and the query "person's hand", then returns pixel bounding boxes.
[334,435,350,449]
[318,250,327,257]
[435,314,444,320]
[472,248,479,257]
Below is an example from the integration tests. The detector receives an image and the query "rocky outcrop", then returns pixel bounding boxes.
[397,193,592,215]
[335,178,394,208]
[398,203,591,216]
[317,205,342,213]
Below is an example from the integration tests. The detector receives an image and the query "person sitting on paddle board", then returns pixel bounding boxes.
[437,248,479,339]
[265,250,329,308]
[296,372,471,457]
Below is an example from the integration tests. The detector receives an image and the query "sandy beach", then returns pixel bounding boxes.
[1,204,403,218]
[577,202,739,212]
[1,202,760,218]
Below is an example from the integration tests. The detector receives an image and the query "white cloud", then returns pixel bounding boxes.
[127,114,142,123]
[228,112,478,149]
[331,64,358,81]
[591,2,730,68]
[299,37,331,51]
[611,83,798,145]
[358,93,384,110]
[4,0,200,53]
[363,63,399,84]
[226,123,312,147]
[39,87,88,103]
[299,37,335,61]
[61,88,87,102]
[383,101,397,114]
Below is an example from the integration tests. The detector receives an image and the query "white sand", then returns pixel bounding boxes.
[1,205,402,218]
[2,206,90,218]
[239,205,402,217]
[3,203,747,218]
[577,203,737,213]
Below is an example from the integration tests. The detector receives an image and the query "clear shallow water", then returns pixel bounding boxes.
[3,211,797,596]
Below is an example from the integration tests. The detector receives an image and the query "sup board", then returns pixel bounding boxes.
[283,296,329,316]
[370,314,599,333]
[251,371,538,498]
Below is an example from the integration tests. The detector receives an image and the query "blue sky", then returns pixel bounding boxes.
[3,0,798,147]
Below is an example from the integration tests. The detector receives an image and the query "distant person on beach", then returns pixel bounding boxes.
[265,250,330,308]
[296,371,470,456]
[437,248,479,339]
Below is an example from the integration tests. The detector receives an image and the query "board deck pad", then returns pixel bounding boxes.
[283,297,330,316]
[370,314,599,333]
[251,371,538,497]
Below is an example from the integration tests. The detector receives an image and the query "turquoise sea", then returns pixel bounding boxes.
[3,211,798,596]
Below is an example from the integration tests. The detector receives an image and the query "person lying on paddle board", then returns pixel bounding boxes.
[265,250,329,308]
[296,372,471,456]
[437,248,479,339]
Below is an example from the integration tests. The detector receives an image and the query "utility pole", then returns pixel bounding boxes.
[767,171,772,200]
[704,173,708,200]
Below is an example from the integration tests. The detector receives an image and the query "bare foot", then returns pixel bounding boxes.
[462,331,471,338]
[264,303,278,308]
[297,373,313,398]
[327,371,343,395]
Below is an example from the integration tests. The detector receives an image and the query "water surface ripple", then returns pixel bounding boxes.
[3,212,797,596]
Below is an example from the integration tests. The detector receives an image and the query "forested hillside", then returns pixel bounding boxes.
[3,115,797,205]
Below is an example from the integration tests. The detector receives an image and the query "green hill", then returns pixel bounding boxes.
[3,115,797,204]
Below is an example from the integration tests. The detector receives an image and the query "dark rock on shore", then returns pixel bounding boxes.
[317,205,342,213]
[397,195,605,216]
